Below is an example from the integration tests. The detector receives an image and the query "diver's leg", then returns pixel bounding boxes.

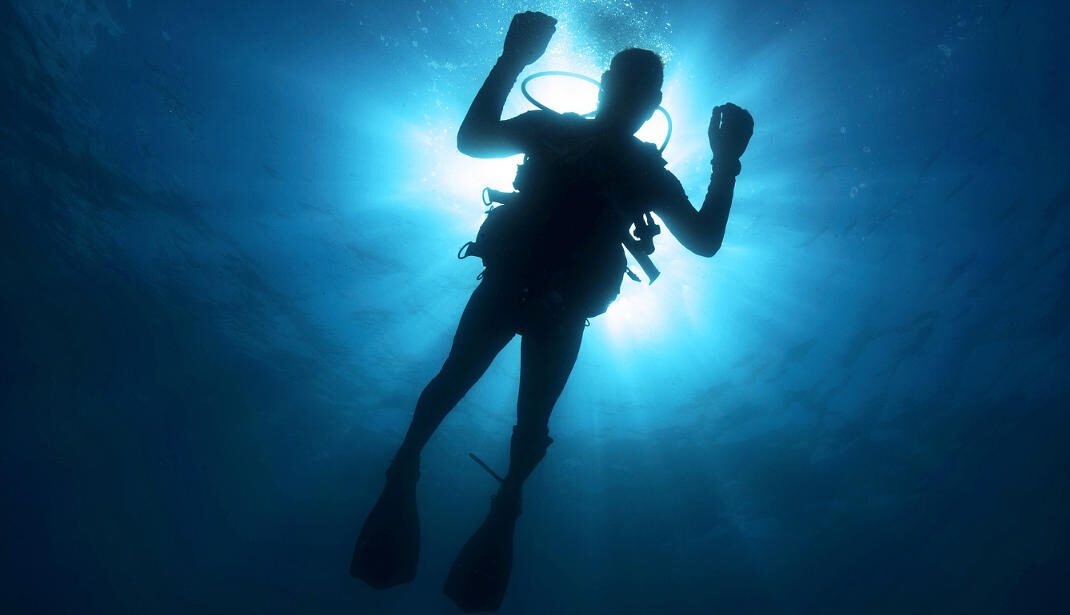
[500,316,585,506]
[393,280,517,465]
[444,315,584,611]
[352,280,516,589]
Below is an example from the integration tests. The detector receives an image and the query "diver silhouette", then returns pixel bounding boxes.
[351,11,753,613]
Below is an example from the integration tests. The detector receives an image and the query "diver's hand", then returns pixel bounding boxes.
[708,103,754,161]
[501,11,557,67]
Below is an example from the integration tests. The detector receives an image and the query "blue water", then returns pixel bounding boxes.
[2,1,1067,613]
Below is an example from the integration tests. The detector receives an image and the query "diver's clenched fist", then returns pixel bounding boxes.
[501,12,557,66]
[708,103,754,161]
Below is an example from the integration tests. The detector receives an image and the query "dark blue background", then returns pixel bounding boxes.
[2,1,1067,613]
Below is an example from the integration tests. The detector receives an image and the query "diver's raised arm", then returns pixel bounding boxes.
[654,103,754,257]
[456,12,556,158]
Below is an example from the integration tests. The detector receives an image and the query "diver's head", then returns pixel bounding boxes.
[596,48,664,135]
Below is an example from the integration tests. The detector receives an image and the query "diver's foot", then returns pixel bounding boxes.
[443,488,522,613]
[350,456,421,589]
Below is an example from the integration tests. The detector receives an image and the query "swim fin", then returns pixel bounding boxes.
[443,488,522,613]
[350,458,420,589]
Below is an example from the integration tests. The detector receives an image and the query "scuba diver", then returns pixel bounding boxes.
[351,11,753,613]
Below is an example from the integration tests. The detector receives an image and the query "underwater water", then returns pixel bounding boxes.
[2,0,1068,613]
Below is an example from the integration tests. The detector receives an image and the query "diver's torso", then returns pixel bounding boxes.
[516,113,664,248]
[494,112,666,317]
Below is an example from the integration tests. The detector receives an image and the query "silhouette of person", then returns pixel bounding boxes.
[352,11,753,613]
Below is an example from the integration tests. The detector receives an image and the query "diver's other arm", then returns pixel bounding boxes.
[655,103,754,257]
[456,12,556,157]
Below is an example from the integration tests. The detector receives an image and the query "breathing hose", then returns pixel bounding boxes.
[520,71,672,154]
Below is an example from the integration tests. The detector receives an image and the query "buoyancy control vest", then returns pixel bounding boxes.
[458,113,665,318]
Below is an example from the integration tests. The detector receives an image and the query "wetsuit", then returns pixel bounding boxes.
[395,109,685,484]
[392,48,740,492]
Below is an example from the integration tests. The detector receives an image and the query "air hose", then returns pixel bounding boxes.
[520,70,673,154]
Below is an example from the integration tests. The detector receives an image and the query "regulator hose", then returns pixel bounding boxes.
[520,70,672,154]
